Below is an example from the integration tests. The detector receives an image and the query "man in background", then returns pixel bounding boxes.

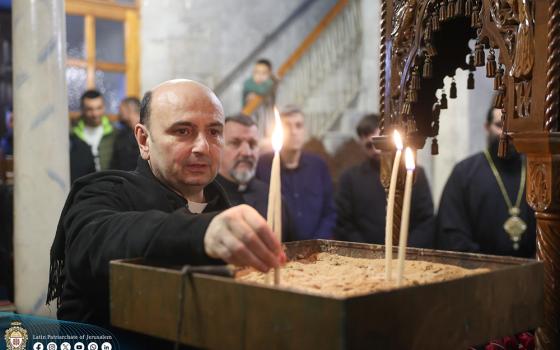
[334,114,435,247]
[437,108,535,257]
[256,105,336,240]
[110,97,141,170]
[216,114,295,241]
[72,90,115,171]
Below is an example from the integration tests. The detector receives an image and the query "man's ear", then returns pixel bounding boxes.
[135,124,150,160]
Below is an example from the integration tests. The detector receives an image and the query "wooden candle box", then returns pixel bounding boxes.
[110,240,543,349]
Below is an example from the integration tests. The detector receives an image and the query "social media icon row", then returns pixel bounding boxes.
[33,342,112,350]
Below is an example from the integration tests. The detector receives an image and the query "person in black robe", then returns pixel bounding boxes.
[47,80,285,331]
[436,108,536,257]
[110,97,141,170]
[334,114,435,247]
[215,114,296,241]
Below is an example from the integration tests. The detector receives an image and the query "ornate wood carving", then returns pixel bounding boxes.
[382,1,560,348]
[379,0,388,132]
[545,0,560,132]
[526,159,550,211]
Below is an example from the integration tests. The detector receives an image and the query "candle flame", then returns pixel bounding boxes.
[272,107,284,152]
[393,130,403,150]
[405,147,415,171]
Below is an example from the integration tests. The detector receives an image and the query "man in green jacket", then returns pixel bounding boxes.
[73,90,116,171]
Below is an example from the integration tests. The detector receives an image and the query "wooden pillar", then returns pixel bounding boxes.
[514,132,560,350]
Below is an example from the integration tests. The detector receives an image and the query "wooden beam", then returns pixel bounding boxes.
[96,61,126,72]
[125,9,140,97]
[85,15,96,89]
[66,1,128,20]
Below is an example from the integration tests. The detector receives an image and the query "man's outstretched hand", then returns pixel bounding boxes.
[204,204,286,272]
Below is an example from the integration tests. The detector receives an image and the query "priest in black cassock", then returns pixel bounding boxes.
[334,114,435,247]
[436,108,536,257]
[215,114,295,241]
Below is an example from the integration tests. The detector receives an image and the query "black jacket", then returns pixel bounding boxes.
[215,174,296,242]
[334,159,435,248]
[110,126,140,171]
[49,159,230,326]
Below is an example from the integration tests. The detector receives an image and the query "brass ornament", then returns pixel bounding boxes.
[432,8,441,31]
[450,79,457,98]
[408,88,418,103]
[455,0,464,16]
[474,43,485,66]
[423,55,433,78]
[467,72,475,89]
[494,66,504,90]
[439,1,448,22]
[440,91,448,109]
[431,138,439,155]
[411,67,421,90]
[486,49,497,77]
[494,85,505,109]
[447,0,456,18]
[504,207,527,251]
[465,0,473,16]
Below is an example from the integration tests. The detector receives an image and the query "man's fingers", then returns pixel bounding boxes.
[220,233,269,272]
[227,218,279,269]
[240,205,281,254]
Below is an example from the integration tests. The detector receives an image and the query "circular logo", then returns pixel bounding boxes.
[74,342,85,350]
[33,343,44,350]
[47,342,57,350]
[60,342,72,350]
[100,342,112,350]
[87,343,98,350]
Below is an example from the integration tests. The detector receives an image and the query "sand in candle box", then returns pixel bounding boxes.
[236,252,490,298]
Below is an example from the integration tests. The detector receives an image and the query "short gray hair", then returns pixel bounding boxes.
[280,104,304,118]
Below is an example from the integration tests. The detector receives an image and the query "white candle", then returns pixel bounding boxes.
[385,130,403,280]
[396,148,415,286]
[267,107,284,285]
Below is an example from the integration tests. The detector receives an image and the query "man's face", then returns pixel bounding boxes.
[220,121,259,184]
[359,129,381,158]
[119,103,140,129]
[282,113,306,152]
[137,81,225,193]
[82,97,105,127]
[252,63,271,84]
[486,108,503,141]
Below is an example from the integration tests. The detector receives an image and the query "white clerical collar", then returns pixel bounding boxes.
[187,200,208,214]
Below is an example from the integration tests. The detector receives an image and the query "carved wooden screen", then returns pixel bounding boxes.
[379,1,559,349]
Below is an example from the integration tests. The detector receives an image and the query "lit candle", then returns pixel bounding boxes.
[267,107,283,285]
[396,148,415,286]
[385,130,403,280]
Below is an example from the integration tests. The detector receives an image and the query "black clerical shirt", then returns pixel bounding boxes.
[334,158,435,248]
[215,174,295,242]
[436,150,536,257]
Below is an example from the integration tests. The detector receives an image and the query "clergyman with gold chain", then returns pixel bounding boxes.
[436,108,536,258]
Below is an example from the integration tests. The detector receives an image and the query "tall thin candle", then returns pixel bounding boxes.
[396,148,415,286]
[385,130,403,280]
[267,108,284,285]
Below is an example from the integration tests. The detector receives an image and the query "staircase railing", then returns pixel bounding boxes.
[243,0,362,138]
